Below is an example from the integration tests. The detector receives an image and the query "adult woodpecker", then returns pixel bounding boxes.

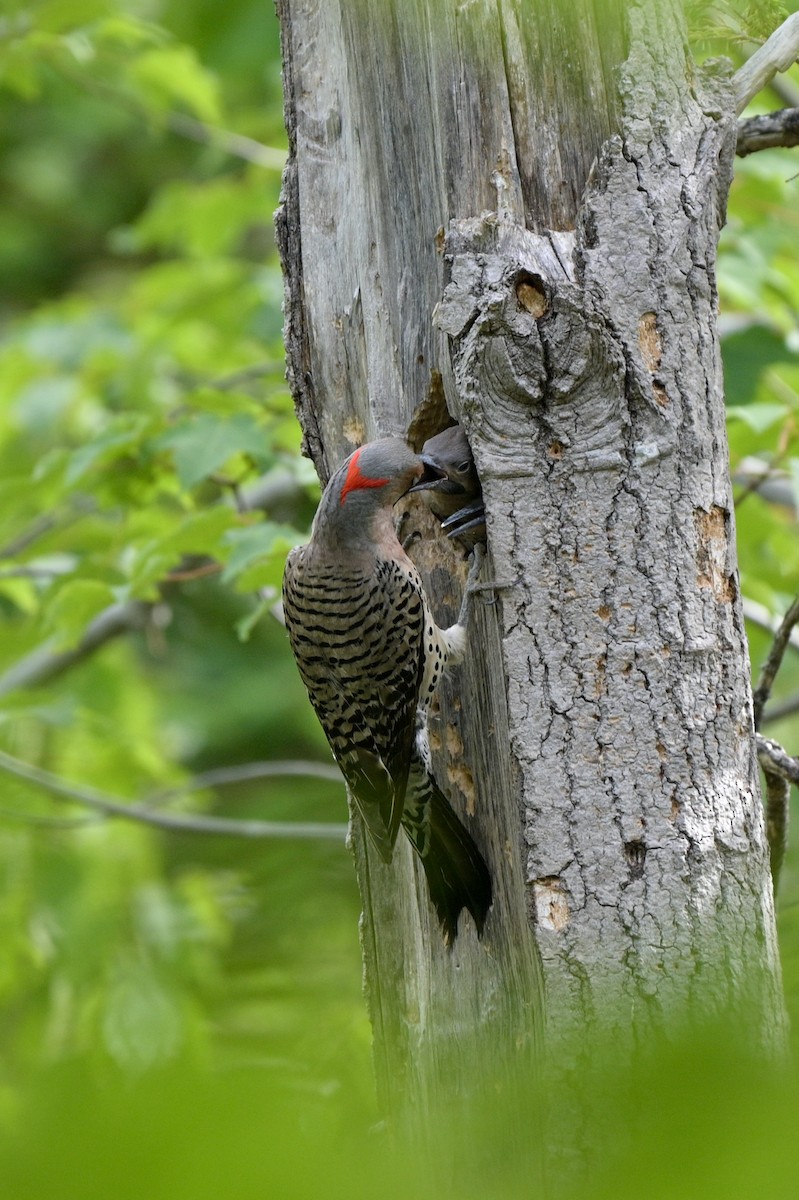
[282,437,491,943]
[412,424,486,549]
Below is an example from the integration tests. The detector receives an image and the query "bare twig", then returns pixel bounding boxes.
[742,597,799,653]
[0,514,59,560]
[732,13,799,114]
[147,759,341,806]
[761,765,790,893]
[56,63,285,170]
[0,749,347,841]
[164,561,222,583]
[756,734,799,784]
[752,594,799,728]
[0,602,151,699]
[760,692,799,725]
[165,112,286,170]
[211,361,285,391]
[0,496,95,561]
[755,735,794,891]
[737,106,799,156]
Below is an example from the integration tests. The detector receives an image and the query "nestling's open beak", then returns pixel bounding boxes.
[408,456,466,495]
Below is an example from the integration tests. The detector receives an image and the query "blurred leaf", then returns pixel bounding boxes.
[103,957,184,1070]
[127,507,237,596]
[221,522,300,587]
[65,417,150,486]
[44,579,116,649]
[129,45,221,123]
[156,412,273,489]
[726,402,789,432]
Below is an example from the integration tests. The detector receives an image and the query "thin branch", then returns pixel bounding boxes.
[0,602,151,699]
[732,13,799,114]
[756,733,799,784]
[760,692,799,726]
[756,736,796,889]
[0,496,96,562]
[742,597,799,652]
[147,759,342,806]
[0,749,348,841]
[0,514,59,561]
[761,766,790,893]
[165,561,222,583]
[56,63,286,170]
[211,361,285,391]
[752,594,799,728]
[164,112,286,170]
[737,106,799,156]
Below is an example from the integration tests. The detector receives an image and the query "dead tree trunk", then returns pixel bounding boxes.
[276,0,786,1130]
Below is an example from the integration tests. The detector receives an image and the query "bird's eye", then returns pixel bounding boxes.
[457,460,471,473]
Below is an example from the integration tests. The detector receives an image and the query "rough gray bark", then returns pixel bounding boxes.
[276,0,786,1132]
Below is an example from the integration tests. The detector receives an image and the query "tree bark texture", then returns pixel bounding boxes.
[276,0,786,1117]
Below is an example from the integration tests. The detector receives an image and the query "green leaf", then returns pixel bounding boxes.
[129,45,221,124]
[44,579,116,650]
[157,413,273,489]
[102,957,183,1071]
[221,522,301,590]
[726,403,788,433]
[32,0,112,33]
[65,418,149,486]
[128,507,236,597]
[235,598,272,642]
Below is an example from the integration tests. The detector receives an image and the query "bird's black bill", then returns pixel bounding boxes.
[409,456,466,495]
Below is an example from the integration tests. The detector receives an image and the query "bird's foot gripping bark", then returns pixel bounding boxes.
[457,543,486,626]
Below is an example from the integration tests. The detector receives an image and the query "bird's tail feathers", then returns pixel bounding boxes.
[402,767,492,945]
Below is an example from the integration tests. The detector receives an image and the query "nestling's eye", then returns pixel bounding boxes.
[457,460,471,473]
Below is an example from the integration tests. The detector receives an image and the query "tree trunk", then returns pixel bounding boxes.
[276,0,786,1139]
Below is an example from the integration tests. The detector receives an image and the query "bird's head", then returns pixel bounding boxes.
[408,425,478,498]
[312,438,426,540]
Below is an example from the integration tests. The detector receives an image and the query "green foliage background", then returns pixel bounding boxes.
[0,1,798,1195]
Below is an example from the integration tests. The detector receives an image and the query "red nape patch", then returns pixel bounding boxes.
[339,448,390,505]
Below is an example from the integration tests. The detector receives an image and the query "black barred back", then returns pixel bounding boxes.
[283,546,426,856]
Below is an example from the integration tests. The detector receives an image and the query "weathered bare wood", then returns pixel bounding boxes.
[276,0,787,1146]
[737,106,799,156]
[732,12,799,113]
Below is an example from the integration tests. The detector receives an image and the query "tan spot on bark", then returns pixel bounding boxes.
[445,724,464,757]
[654,384,669,407]
[405,371,451,451]
[595,653,607,697]
[533,878,570,932]
[639,311,662,371]
[517,279,548,317]
[447,762,476,815]
[342,417,366,447]
[695,505,734,603]
[656,740,667,759]
[547,440,565,460]
[597,604,611,622]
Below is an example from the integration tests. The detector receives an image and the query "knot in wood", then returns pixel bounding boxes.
[515,272,549,319]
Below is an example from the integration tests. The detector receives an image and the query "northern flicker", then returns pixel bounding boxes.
[282,437,492,943]
[411,424,486,549]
